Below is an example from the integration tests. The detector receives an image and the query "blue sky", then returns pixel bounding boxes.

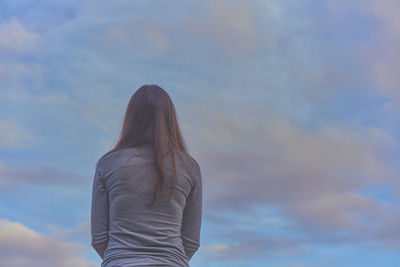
[0,0,399,266]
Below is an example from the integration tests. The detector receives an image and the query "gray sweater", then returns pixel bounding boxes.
[91,144,202,267]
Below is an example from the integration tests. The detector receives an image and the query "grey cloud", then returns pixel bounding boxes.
[0,162,87,190]
[200,235,305,260]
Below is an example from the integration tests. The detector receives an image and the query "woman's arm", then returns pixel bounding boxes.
[91,165,109,260]
[181,162,203,260]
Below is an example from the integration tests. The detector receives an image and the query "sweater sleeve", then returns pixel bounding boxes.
[181,161,202,260]
[91,164,109,260]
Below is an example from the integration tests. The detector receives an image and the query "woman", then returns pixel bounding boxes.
[91,84,202,267]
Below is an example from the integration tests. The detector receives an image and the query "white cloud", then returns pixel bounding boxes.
[0,119,43,149]
[199,244,231,253]
[0,18,39,52]
[0,61,45,81]
[47,220,90,241]
[181,0,263,61]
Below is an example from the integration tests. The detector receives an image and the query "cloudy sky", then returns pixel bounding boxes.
[0,0,399,266]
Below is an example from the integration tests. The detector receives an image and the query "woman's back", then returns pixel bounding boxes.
[91,144,202,267]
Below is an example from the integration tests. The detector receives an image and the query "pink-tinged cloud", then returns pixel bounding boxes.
[0,219,96,267]
[185,104,400,254]
[368,0,400,101]
[328,0,400,102]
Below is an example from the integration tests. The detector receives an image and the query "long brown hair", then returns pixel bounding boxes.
[97,84,189,206]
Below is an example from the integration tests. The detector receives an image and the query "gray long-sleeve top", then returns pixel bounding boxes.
[91,144,202,267]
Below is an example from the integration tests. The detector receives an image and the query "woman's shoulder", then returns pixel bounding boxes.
[175,150,201,180]
[95,147,134,170]
[186,154,200,174]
